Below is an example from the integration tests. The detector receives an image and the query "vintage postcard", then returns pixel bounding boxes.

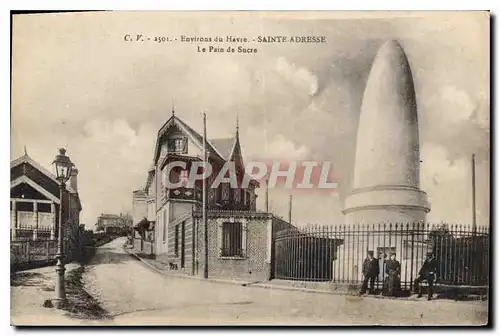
[10,11,490,326]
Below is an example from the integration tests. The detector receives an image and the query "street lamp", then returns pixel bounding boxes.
[52,148,74,309]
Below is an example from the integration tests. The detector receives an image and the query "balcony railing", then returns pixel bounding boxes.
[167,187,202,202]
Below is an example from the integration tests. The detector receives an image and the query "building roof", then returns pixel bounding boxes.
[11,152,82,210]
[210,138,236,160]
[10,153,77,193]
[144,112,259,191]
[99,213,121,219]
[154,115,223,163]
[11,175,61,204]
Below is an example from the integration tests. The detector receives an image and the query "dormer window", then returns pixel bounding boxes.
[168,137,187,154]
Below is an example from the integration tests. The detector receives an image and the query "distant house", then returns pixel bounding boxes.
[10,151,82,241]
[132,111,294,281]
[96,213,131,235]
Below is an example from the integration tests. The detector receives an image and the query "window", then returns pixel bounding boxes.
[221,222,243,257]
[234,188,241,203]
[180,170,189,185]
[169,169,180,184]
[174,224,180,257]
[168,137,187,154]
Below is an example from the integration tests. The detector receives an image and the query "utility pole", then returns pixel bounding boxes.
[202,111,209,279]
[288,194,292,224]
[472,154,477,234]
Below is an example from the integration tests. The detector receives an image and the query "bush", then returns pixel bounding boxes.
[67,225,97,264]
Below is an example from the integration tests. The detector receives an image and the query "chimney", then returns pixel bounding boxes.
[70,167,79,191]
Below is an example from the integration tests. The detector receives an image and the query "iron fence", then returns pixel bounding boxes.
[11,225,54,241]
[273,222,489,290]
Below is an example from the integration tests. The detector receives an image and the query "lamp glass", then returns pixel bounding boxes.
[53,148,73,183]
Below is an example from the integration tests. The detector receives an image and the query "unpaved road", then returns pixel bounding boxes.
[79,237,488,325]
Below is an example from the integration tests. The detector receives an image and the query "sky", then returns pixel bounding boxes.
[11,11,490,229]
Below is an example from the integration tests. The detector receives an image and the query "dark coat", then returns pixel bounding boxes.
[362,257,379,277]
[418,257,438,278]
[385,259,401,276]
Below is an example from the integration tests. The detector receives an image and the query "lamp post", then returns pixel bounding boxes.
[52,148,74,309]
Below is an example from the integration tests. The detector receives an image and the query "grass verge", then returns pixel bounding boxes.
[63,264,112,321]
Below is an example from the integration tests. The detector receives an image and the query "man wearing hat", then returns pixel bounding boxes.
[414,252,438,300]
[360,250,380,295]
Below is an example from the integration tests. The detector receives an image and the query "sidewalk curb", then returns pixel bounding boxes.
[124,248,249,287]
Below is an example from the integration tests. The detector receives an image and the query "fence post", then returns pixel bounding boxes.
[409,225,415,292]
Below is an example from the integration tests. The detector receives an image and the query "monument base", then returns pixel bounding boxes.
[343,185,430,225]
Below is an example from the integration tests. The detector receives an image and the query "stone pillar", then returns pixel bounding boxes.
[50,203,56,240]
[33,201,38,240]
[11,200,17,241]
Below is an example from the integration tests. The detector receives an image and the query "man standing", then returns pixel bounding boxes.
[414,252,438,300]
[360,250,380,295]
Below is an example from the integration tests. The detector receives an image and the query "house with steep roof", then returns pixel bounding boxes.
[132,110,294,281]
[10,150,82,241]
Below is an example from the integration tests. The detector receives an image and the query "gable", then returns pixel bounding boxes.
[150,114,258,187]
[11,176,60,204]
[11,182,52,201]
[10,154,76,194]
[155,116,202,164]
[11,162,60,198]
[153,115,228,165]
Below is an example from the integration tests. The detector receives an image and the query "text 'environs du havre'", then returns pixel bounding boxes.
[181,35,327,43]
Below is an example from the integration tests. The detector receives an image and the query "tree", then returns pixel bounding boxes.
[427,223,454,248]
[120,213,134,228]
